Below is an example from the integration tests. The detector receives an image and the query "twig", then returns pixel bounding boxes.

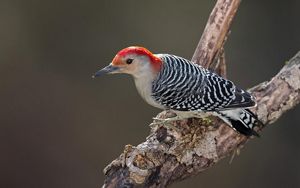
[211,47,227,78]
[191,0,240,68]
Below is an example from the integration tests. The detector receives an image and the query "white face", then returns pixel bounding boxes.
[109,53,153,77]
[93,46,161,78]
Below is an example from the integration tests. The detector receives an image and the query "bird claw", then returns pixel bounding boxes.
[150,116,182,132]
[152,116,184,123]
[149,121,160,127]
[152,117,165,121]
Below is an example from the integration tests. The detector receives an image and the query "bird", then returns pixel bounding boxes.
[93,46,261,136]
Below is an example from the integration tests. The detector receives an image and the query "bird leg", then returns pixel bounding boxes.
[149,113,187,131]
[152,115,186,123]
[150,116,182,131]
[150,110,206,132]
[150,111,215,131]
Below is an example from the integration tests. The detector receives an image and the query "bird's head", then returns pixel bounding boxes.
[93,46,162,78]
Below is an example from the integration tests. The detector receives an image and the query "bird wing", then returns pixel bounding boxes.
[191,71,256,111]
[223,87,256,109]
[151,54,256,112]
[151,54,207,110]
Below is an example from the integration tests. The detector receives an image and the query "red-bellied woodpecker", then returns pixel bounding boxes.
[93,46,261,136]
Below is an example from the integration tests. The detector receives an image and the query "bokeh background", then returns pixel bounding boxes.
[1,0,300,187]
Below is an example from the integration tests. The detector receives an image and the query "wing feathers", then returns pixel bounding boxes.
[225,88,256,109]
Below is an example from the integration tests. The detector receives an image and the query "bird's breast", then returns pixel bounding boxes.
[134,77,165,109]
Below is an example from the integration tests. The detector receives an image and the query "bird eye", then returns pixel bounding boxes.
[126,58,133,64]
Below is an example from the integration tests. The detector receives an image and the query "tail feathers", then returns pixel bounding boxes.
[217,109,261,137]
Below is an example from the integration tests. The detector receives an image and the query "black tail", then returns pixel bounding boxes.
[217,109,261,137]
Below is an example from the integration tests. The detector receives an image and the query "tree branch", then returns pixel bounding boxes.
[102,0,300,187]
[191,0,240,68]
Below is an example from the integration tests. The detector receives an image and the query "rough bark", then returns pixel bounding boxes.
[102,0,300,187]
[191,0,240,68]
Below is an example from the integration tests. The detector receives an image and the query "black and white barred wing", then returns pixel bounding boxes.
[204,71,257,111]
[151,54,207,110]
[151,54,256,112]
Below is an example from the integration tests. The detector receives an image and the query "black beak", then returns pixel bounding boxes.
[92,64,119,78]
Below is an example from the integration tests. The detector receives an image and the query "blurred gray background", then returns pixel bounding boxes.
[1,0,300,187]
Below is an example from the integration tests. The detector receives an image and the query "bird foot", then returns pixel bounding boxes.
[150,116,184,132]
[152,116,185,122]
